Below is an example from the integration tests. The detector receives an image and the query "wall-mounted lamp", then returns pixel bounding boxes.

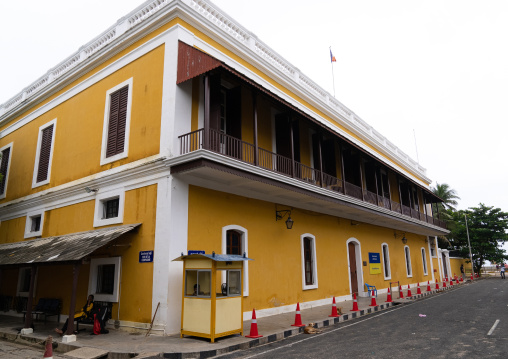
[394,231,407,244]
[276,209,294,229]
[85,187,98,194]
[350,220,360,226]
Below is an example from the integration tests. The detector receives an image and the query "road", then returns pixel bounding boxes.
[0,339,66,359]
[219,278,508,358]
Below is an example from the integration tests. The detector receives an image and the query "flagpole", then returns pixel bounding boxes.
[330,46,336,98]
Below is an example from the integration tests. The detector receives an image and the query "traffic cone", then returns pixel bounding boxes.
[435,280,439,289]
[245,309,263,338]
[460,276,463,283]
[427,281,431,291]
[407,284,412,297]
[386,287,393,303]
[449,278,454,286]
[470,274,473,280]
[291,303,305,327]
[329,296,340,317]
[442,279,446,288]
[399,285,404,299]
[416,282,422,295]
[43,336,53,359]
[369,290,377,307]
[351,293,359,311]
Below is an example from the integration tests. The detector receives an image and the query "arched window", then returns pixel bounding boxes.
[222,225,249,296]
[381,243,391,279]
[421,248,428,275]
[404,246,412,277]
[301,234,318,290]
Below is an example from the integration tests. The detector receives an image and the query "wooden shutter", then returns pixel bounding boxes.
[0,147,10,195]
[106,86,129,158]
[36,125,54,183]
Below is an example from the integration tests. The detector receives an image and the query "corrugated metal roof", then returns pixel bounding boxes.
[173,253,253,262]
[0,223,141,266]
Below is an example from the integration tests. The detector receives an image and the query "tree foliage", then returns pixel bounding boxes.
[448,204,508,274]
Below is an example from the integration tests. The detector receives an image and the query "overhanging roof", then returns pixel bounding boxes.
[0,223,141,266]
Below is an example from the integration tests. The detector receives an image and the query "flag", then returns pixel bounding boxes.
[330,49,336,63]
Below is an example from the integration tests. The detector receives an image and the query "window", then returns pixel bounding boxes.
[430,237,436,257]
[24,211,44,238]
[0,143,13,199]
[381,243,391,279]
[17,267,36,297]
[404,246,412,277]
[100,79,133,165]
[222,225,249,296]
[301,234,318,290]
[88,257,121,302]
[32,119,56,188]
[185,270,211,297]
[93,189,125,227]
[421,248,428,275]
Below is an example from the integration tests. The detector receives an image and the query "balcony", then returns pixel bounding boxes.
[178,128,447,230]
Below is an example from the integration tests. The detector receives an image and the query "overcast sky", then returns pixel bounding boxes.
[1,0,507,217]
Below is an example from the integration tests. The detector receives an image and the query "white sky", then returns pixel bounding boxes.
[1,0,508,217]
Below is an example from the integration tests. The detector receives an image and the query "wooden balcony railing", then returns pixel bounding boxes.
[178,128,446,229]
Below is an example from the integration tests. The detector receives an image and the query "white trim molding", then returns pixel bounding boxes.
[88,256,122,302]
[221,225,249,296]
[100,78,133,166]
[346,238,365,296]
[421,247,428,276]
[300,233,318,290]
[32,118,57,188]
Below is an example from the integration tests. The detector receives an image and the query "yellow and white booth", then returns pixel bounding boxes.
[173,251,253,342]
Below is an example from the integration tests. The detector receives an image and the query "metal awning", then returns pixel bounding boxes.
[0,223,141,266]
[173,253,253,262]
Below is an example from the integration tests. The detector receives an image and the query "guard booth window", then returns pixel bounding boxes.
[217,269,242,297]
[185,270,211,297]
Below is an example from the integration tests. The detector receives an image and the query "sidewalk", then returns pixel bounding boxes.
[0,280,473,359]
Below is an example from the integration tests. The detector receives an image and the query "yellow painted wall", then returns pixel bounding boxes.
[432,256,441,282]
[0,46,164,203]
[0,184,157,324]
[449,257,468,278]
[188,186,433,311]
[0,216,26,244]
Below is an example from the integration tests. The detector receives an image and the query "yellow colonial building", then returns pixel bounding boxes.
[0,0,450,338]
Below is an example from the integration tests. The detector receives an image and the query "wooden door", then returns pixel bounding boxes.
[348,242,358,294]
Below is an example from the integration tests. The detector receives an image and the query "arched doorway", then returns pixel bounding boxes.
[347,239,363,296]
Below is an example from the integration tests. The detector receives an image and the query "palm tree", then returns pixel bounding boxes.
[432,183,460,211]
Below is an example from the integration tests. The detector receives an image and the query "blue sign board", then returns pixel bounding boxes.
[139,250,154,263]
[188,250,205,255]
[369,252,380,263]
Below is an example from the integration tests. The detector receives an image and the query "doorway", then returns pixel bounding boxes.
[348,241,362,295]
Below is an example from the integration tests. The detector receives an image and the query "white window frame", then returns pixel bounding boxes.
[404,245,413,277]
[88,257,121,302]
[24,210,45,238]
[301,233,318,290]
[222,225,249,296]
[32,118,57,188]
[17,267,37,297]
[421,247,428,275]
[93,189,125,227]
[100,78,133,166]
[381,242,391,280]
[0,142,13,199]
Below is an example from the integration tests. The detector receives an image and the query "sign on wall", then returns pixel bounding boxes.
[139,250,154,263]
[369,252,382,275]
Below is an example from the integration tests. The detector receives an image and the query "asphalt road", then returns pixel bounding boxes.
[219,278,508,358]
[0,339,67,359]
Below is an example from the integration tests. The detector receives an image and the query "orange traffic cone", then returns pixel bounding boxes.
[442,279,446,288]
[369,290,377,307]
[351,293,359,311]
[416,282,422,295]
[460,276,463,283]
[471,274,473,280]
[407,284,412,297]
[291,302,305,327]
[435,280,439,289]
[399,285,404,299]
[386,287,393,303]
[44,336,53,359]
[329,296,340,317]
[427,281,431,291]
[245,309,263,338]
[449,278,454,286]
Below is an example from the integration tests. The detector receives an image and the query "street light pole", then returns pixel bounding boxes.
[465,214,475,278]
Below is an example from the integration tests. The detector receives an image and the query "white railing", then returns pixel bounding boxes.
[0,0,428,181]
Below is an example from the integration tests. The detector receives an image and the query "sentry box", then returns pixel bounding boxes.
[173,251,253,342]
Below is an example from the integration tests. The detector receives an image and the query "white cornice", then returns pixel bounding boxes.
[0,0,430,185]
